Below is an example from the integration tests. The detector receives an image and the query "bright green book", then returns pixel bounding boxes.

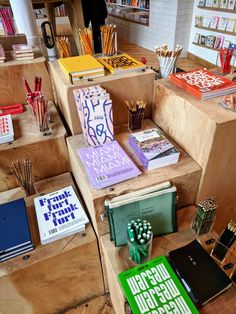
[118,256,199,314]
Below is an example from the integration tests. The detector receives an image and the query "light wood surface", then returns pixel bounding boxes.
[0,173,104,314]
[67,119,201,237]
[49,60,155,135]
[153,79,236,232]
[101,205,236,314]
[0,103,70,192]
[0,34,27,51]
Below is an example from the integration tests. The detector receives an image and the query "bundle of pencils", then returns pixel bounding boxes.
[56,36,71,58]
[12,159,36,196]
[125,99,147,113]
[197,197,217,220]
[78,28,93,55]
[127,219,153,264]
[155,44,182,79]
[100,24,117,56]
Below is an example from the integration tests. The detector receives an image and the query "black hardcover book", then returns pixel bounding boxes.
[168,239,232,306]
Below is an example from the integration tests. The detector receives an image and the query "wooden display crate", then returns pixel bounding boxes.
[67,119,202,238]
[0,103,70,192]
[101,206,236,314]
[49,60,155,135]
[153,79,236,232]
[0,173,104,314]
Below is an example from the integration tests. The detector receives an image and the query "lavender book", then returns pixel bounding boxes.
[129,128,180,170]
[78,140,141,189]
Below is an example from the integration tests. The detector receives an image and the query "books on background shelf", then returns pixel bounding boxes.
[0,44,6,63]
[169,69,236,100]
[34,186,89,245]
[105,181,177,246]
[59,55,105,84]
[214,35,225,48]
[118,255,199,314]
[195,15,204,27]
[0,198,34,262]
[12,44,34,61]
[228,0,236,9]
[220,0,229,9]
[206,35,216,47]
[169,240,232,306]
[0,7,15,35]
[96,53,145,74]
[78,140,141,189]
[129,128,180,170]
[225,18,236,31]
[217,17,229,31]
[73,85,114,146]
[203,16,212,27]
[0,114,14,144]
[210,16,220,29]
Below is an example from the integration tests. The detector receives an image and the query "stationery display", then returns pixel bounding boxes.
[0,44,6,63]
[0,103,24,116]
[155,44,183,79]
[118,255,199,314]
[192,197,217,236]
[0,7,15,35]
[12,44,34,61]
[0,198,34,262]
[169,69,236,100]
[59,55,105,83]
[34,186,89,245]
[125,99,146,132]
[216,48,235,75]
[73,85,114,146]
[0,114,14,144]
[12,159,36,196]
[96,53,145,74]
[211,220,236,262]
[220,93,236,111]
[56,36,71,58]
[129,128,180,170]
[100,24,117,56]
[169,240,232,306]
[105,181,177,246]
[78,140,141,190]
[78,28,93,55]
[127,219,153,264]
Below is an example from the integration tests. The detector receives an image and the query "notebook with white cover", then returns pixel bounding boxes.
[0,114,14,144]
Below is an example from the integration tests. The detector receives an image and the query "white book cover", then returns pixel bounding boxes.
[227,0,236,8]
[222,39,231,48]
[34,186,89,245]
[217,17,228,30]
[226,19,235,32]
[220,0,229,8]
[205,0,213,6]
[203,17,212,27]
[210,16,220,29]
[0,114,14,144]
[193,33,200,43]
[212,0,220,7]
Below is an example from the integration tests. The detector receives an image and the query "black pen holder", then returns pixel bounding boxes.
[128,111,144,132]
[211,233,235,264]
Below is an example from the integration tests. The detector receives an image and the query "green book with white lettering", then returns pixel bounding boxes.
[118,255,199,314]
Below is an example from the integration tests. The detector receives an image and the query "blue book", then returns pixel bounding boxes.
[0,198,32,254]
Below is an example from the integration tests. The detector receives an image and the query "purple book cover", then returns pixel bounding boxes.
[78,140,141,189]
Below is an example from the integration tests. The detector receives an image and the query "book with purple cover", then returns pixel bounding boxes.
[78,140,141,189]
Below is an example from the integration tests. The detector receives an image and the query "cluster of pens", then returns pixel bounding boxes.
[155,44,182,79]
[218,48,235,75]
[212,220,236,263]
[125,99,146,131]
[192,197,217,236]
[100,24,117,56]
[12,159,36,196]
[56,36,71,58]
[78,28,93,55]
[24,76,50,134]
[127,219,153,264]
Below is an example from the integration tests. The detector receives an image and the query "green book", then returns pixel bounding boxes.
[118,255,199,314]
[105,181,177,247]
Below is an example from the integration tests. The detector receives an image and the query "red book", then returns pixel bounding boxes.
[169,69,236,100]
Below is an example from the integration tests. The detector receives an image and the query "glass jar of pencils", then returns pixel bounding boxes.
[101,24,117,56]
[128,111,144,132]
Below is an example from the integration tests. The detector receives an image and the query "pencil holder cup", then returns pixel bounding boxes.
[128,233,153,265]
[211,237,234,264]
[128,111,144,132]
[216,49,236,76]
[192,213,215,237]
[101,30,117,56]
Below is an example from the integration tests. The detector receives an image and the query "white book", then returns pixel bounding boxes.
[226,19,235,32]
[220,0,229,8]
[212,0,220,7]
[203,17,212,27]
[34,186,89,245]
[217,17,228,30]
[205,0,213,6]
[193,33,201,43]
[210,16,220,29]
[227,0,236,9]
[0,114,14,144]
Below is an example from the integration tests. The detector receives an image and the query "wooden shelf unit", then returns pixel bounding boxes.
[197,5,236,13]
[195,24,236,36]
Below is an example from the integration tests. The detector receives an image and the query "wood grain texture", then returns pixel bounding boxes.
[67,119,201,237]
[49,60,155,135]
[0,103,70,192]
[152,80,236,232]
[101,206,236,314]
[0,173,104,314]
[0,34,27,51]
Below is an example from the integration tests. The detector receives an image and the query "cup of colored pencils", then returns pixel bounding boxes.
[56,36,71,58]
[23,76,51,135]
[100,24,117,56]
[155,44,182,79]
[78,27,94,55]
[127,219,153,264]
[125,99,146,132]
[12,159,36,196]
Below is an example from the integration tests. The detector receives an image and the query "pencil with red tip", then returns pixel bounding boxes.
[23,77,32,94]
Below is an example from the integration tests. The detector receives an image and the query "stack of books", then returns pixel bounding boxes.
[129,128,180,170]
[73,85,114,146]
[59,55,105,84]
[169,69,236,100]
[0,198,34,262]
[0,44,6,63]
[34,186,89,245]
[12,44,34,61]
[78,140,141,189]
[96,53,146,74]
[0,114,14,144]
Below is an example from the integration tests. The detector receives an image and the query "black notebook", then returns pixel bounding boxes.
[168,239,232,306]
